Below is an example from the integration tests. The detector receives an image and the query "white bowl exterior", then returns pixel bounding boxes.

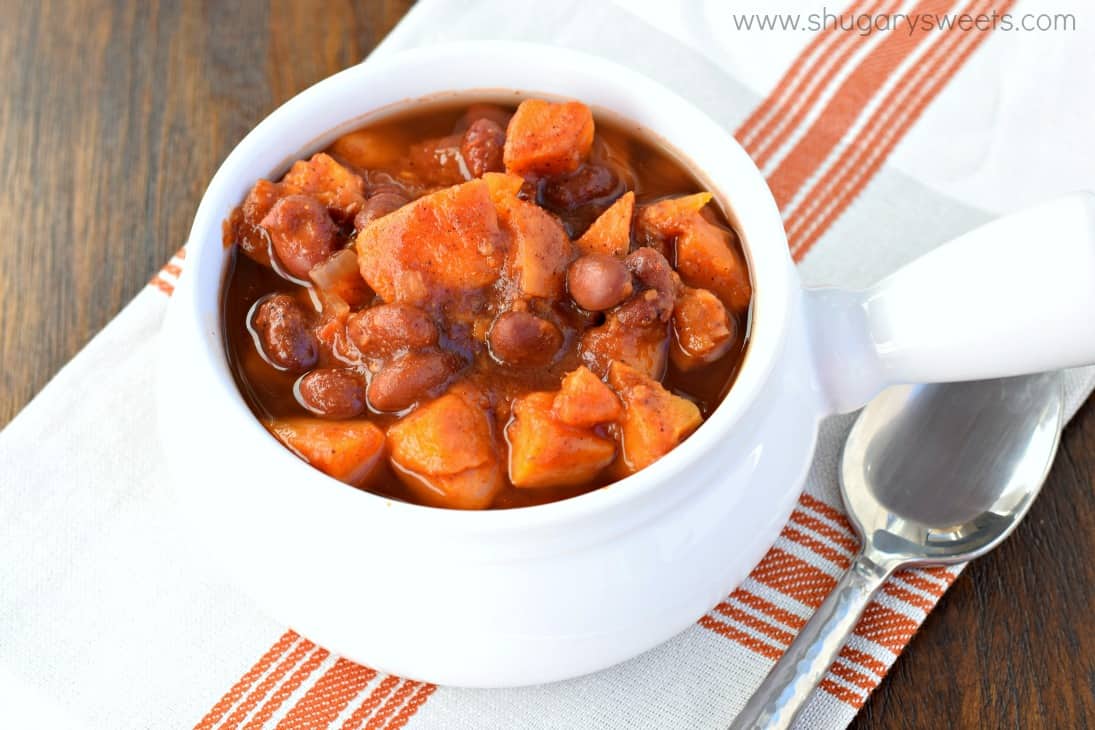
[157,42,822,686]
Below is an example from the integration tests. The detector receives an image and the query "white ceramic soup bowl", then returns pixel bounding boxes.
[158,41,1095,688]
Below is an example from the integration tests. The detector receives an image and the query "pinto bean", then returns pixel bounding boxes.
[250,294,319,373]
[460,118,506,178]
[566,254,633,311]
[354,189,410,230]
[367,349,461,412]
[296,368,367,419]
[346,304,438,358]
[260,194,339,280]
[487,311,563,368]
[459,103,513,131]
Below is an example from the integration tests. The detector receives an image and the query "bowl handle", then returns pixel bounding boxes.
[803,192,1095,414]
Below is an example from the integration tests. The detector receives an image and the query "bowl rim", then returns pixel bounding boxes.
[173,40,793,534]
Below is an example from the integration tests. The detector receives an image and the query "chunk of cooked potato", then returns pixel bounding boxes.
[356,179,505,306]
[670,286,737,370]
[267,418,385,487]
[553,366,622,427]
[282,152,367,220]
[503,99,595,177]
[575,191,634,257]
[507,392,616,488]
[387,389,503,509]
[607,361,702,474]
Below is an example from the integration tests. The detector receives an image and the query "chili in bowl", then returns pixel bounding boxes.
[223,97,753,510]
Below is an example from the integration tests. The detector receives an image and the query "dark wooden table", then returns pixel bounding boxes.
[1,1,1091,727]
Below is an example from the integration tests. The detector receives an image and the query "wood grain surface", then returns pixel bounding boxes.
[0,1,1090,728]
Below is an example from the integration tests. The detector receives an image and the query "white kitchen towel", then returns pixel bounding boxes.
[1,1,1092,728]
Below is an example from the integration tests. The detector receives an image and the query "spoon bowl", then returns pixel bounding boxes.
[731,373,1065,729]
[842,374,1064,564]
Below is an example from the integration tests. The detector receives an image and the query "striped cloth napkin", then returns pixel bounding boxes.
[2,1,1092,728]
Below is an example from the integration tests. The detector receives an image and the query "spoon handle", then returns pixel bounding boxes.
[729,551,894,730]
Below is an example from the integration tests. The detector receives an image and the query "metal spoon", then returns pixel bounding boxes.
[730,373,1065,730]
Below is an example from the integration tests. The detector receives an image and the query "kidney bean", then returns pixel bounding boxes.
[346,304,438,358]
[296,368,367,419]
[566,254,634,312]
[616,247,678,326]
[367,349,461,412]
[460,118,506,178]
[540,165,619,210]
[250,294,319,373]
[260,194,339,280]
[488,311,563,368]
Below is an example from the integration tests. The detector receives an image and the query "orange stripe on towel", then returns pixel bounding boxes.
[364,680,422,730]
[274,658,377,730]
[736,0,883,157]
[149,274,174,296]
[765,0,953,210]
[788,0,1012,259]
[194,630,298,730]
[219,638,314,729]
[242,647,331,729]
[385,683,439,730]
[341,676,401,730]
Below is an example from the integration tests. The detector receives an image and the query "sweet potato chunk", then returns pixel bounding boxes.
[636,193,751,313]
[671,286,737,370]
[408,134,467,186]
[504,99,595,177]
[638,192,713,234]
[608,362,702,474]
[580,314,668,380]
[243,179,286,226]
[483,171,524,202]
[507,392,615,488]
[356,179,505,306]
[387,390,503,509]
[553,366,622,427]
[495,192,573,299]
[328,127,411,171]
[267,418,385,487]
[236,179,286,267]
[676,218,751,314]
[576,191,633,257]
[282,152,367,220]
